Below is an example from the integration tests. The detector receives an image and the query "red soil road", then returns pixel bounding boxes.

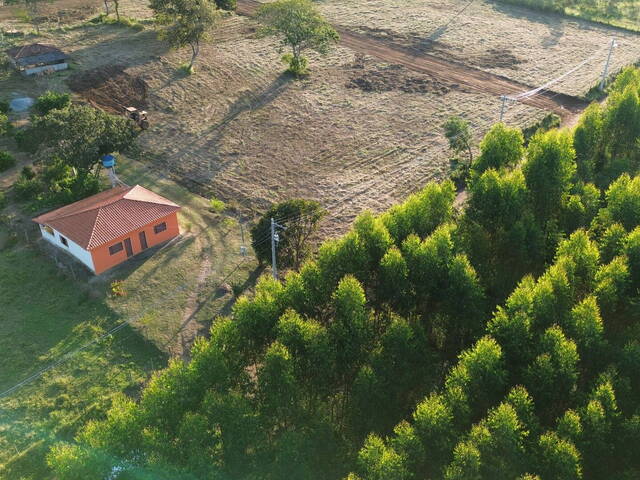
[236,0,589,118]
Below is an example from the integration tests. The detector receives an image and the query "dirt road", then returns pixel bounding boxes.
[236,0,588,118]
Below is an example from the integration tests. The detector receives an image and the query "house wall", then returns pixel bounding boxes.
[24,62,68,76]
[39,224,95,272]
[90,211,180,275]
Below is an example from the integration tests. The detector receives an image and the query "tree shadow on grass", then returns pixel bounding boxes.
[487,0,567,48]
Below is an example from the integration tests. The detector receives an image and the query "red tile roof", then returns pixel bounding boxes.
[33,185,180,250]
[6,43,65,59]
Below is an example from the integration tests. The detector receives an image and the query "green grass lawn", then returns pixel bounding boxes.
[0,157,259,479]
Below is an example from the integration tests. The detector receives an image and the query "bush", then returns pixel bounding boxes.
[13,176,41,201]
[34,91,71,116]
[0,151,15,172]
[110,280,127,297]
[14,128,43,154]
[450,162,470,191]
[209,197,226,213]
[0,100,9,114]
[0,113,9,136]
[178,63,194,75]
[281,53,309,76]
[0,191,6,210]
[21,166,35,180]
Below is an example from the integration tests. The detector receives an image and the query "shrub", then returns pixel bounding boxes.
[34,91,71,116]
[178,63,194,75]
[0,100,9,114]
[282,53,309,76]
[0,151,15,172]
[13,176,41,201]
[0,113,9,136]
[450,162,470,191]
[21,166,35,180]
[0,191,6,210]
[14,128,42,154]
[209,197,226,213]
[110,280,127,297]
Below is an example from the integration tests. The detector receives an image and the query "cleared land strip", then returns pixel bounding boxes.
[236,0,589,117]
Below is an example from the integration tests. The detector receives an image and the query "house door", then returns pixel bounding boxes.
[124,238,133,257]
[139,231,148,250]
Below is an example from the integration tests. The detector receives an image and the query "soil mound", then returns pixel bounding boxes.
[347,57,451,95]
[68,65,148,114]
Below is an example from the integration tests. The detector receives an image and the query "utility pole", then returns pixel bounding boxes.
[271,218,277,279]
[239,222,247,256]
[270,218,285,279]
[499,95,508,122]
[600,38,617,91]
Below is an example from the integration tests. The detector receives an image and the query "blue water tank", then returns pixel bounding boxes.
[101,154,116,168]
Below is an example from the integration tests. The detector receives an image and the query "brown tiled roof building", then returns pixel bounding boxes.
[33,185,181,274]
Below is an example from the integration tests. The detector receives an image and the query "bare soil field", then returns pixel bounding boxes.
[68,64,148,113]
[313,0,640,96]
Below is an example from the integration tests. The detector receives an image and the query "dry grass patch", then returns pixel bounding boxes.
[316,0,640,96]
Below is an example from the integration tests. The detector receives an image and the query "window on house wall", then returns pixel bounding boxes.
[154,222,167,234]
[44,226,54,235]
[109,242,123,255]
[60,235,69,247]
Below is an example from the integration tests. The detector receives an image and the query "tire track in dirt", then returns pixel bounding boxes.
[236,0,589,118]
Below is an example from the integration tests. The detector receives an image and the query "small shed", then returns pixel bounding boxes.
[6,43,69,76]
[33,185,181,275]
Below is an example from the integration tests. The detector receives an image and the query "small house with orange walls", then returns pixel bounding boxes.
[32,185,180,275]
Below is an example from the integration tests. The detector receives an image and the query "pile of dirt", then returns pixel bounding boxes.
[346,58,450,95]
[68,65,148,114]
[476,48,526,70]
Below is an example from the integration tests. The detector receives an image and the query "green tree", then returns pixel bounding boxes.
[411,393,456,477]
[573,103,603,183]
[525,326,579,422]
[382,180,456,243]
[443,116,473,165]
[251,198,326,270]
[357,434,410,480]
[30,104,137,175]
[257,0,339,76]
[471,123,524,177]
[150,0,221,71]
[603,83,640,164]
[536,432,582,480]
[599,174,640,231]
[445,336,507,421]
[258,342,299,425]
[34,91,71,116]
[523,129,576,224]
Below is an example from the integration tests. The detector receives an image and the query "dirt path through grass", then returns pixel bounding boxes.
[173,243,212,361]
[236,0,588,119]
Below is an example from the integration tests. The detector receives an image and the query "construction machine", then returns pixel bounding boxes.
[124,106,149,130]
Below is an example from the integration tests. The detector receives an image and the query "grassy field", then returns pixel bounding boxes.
[0,156,258,479]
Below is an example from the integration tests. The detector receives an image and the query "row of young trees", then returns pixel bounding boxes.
[46,68,640,479]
